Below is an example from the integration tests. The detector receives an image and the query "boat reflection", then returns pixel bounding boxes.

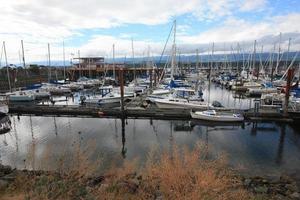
[0,115,11,134]
[190,119,244,128]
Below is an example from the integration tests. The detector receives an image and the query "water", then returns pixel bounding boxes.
[1,86,300,176]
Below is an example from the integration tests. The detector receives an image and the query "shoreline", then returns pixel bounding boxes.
[0,164,299,199]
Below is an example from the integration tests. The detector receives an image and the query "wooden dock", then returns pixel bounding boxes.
[7,103,297,122]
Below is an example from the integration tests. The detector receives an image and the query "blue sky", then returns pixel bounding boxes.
[0,0,300,63]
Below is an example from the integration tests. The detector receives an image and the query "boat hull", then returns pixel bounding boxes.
[155,99,209,109]
[190,111,244,122]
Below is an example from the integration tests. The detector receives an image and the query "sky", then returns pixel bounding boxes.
[0,0,300,65]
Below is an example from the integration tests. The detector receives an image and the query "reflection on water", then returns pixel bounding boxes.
[0,115,300,176]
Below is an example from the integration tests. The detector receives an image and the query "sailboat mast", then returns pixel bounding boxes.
[63,40,66,80]
[21,40,28,87]
[275,33,282,75]
[113,44,115,80]
[252,40,257,80]
[171,20,176,80]
[3,41,11,92]
[285,38,291,70]
[48,43,51,83]
[196,49,199,74]
[208,42,214,110]
[131,39,136,84]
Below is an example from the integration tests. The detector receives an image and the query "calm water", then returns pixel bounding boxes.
[0,86,299,176]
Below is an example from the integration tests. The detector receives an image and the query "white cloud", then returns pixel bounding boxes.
[178,13,300,52]
[239,0,267,12]
[0,0,299,63]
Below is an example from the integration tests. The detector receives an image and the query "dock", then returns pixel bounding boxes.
[7,103,297,122]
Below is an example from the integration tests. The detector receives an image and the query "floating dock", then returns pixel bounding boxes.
[7,103,297,122]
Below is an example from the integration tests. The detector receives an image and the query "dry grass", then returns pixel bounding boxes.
[1,142,255,200]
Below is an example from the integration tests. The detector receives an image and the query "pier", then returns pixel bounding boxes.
[7,103,296,122]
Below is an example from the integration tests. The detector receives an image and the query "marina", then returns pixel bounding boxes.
[1,8,300,198]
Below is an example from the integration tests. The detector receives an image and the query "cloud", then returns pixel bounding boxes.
[1,0,299,63]
[178,13,300,52]
[239,0,267,12]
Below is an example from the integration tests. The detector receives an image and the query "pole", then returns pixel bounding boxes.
[284,68,294,116]
[21,40,28,87]
[171,20,176,80]
[3,41,11,92]
[285,38,291,70]
[196,49,199,74]
[131,39,136,85]
[63,40,66,80]
[113,44,115,80]
[48,43,51,83]
[119,68,125,115]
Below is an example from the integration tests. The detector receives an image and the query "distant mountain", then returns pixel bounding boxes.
[4,52,299,67]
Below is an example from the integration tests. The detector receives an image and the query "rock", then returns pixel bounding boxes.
[1,172,17,182]
[0,180,9,190]
[0,165,12,176]
[244,179,251,187]
[290,192,300,199]
[285,184,298,192]
[280,175,293,184]
[88,176,105,187]
[254,186,268,193]
[116,180,138,194]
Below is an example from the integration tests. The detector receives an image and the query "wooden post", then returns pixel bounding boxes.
[284,68,294,116]
[119,68,125,115]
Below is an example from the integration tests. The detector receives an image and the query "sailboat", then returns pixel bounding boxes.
[190,43,244,122]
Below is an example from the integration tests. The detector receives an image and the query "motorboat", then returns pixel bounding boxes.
[154,98,210,109]
[7,91,36,102]
[190,110,244,122]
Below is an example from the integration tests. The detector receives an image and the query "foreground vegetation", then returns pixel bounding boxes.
[0,143,298,199]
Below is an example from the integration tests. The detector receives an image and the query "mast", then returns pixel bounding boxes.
[275,33,282,75]
[208,42,214,110]
[270,43,276,82]
[78,50,81,78]
[196,49,199,74]
[63,40,66,80]
[113,44,115,80]
[21,40,27,87]
[171,20,176,80]
[252,40,257,80]
[285,38,291,70]
[131,38,136,84]
[48,43,51,83]
[3,41,11,92]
